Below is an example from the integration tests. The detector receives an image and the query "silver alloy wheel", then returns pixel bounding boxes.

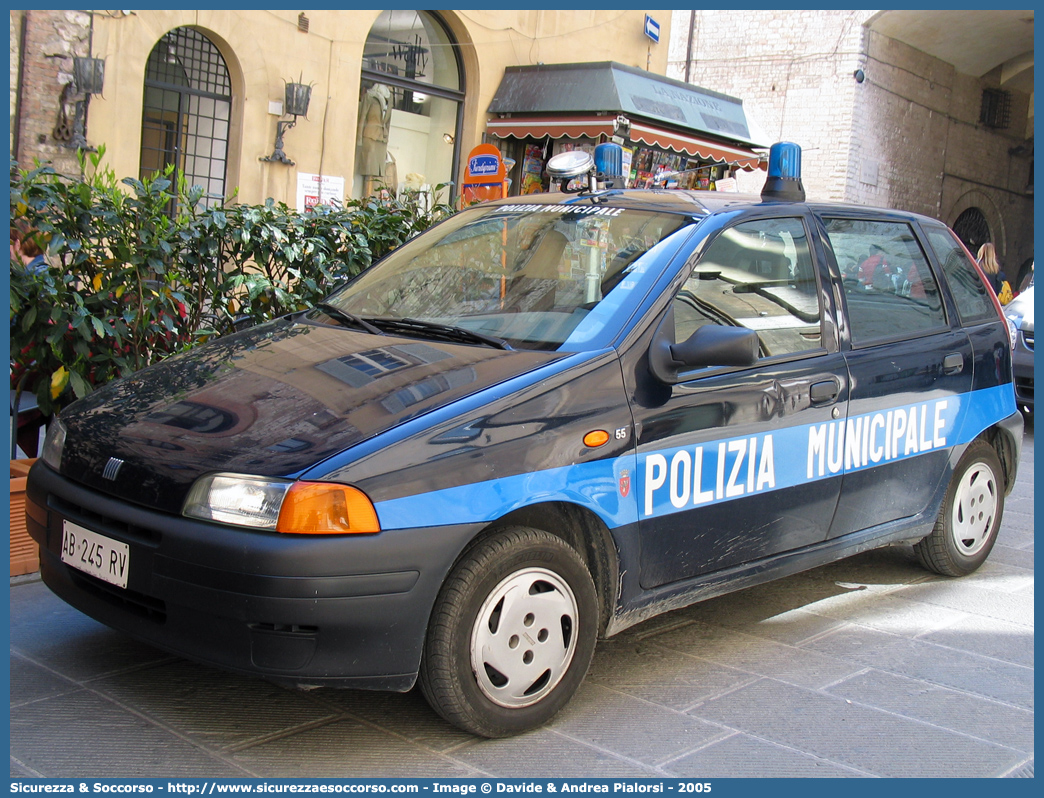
[950,461,998,556]
[470,566,579,708]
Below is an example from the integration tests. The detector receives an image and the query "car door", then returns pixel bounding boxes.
[820,214,974,538]
[621,212,849,590]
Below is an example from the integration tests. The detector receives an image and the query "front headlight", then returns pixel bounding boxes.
[183,473,380,534]
[40,418,67,471]
[1005,315,1021,349]
[183,473,292,528]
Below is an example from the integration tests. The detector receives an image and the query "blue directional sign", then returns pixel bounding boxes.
[644,15,660,43]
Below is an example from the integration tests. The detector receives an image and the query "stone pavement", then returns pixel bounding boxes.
[10,420,1033,779]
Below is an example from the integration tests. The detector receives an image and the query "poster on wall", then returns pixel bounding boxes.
[297,173,346,212]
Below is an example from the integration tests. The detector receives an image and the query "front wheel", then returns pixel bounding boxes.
[419,527,598,737]
[915,440,1004,576]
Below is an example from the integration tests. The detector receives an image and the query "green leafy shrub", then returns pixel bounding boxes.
[176,185,453,333]
[11,149,191,415]
[10,149,454,416]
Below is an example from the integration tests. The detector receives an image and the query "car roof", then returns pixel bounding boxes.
[494,189,943,227]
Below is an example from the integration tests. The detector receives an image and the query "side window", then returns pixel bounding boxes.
[922,224,995,325]
[824,218,946,344]
[674,217,822,358]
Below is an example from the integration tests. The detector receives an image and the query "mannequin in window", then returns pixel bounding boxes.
[357,84,392,197]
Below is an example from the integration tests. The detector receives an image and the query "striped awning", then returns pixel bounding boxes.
[486,115,615,140]
[486,115,765,170]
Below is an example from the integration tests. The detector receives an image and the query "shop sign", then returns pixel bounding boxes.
[463,144,506,185]
[462,143,508,205]
[469,155,500,177]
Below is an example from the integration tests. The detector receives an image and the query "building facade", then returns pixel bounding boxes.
[10,9,674,206]
[667,9,1034,287]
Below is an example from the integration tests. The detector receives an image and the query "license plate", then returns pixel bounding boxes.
[61,521,130,589]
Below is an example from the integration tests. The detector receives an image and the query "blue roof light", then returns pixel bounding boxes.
[767,142,801,180]
[594,142,623,178]
[762,141,806,202]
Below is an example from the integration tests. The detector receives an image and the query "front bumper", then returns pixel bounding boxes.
[26,463,481,690]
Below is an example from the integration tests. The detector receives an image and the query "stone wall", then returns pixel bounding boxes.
[847,28,1032,271]
[846,29,953,215]
[12,9,93,177]
[10,10,21,154]
[667,10,873,202]
[667,10,1033,277]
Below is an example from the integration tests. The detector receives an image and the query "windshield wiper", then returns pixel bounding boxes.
[313,303,383,335]
[367,317,512,350]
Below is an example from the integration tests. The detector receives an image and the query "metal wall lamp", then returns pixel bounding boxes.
[261,81,312,166]
[54,56,105,151]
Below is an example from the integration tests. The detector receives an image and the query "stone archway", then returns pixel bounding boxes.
[946,188,1006,260]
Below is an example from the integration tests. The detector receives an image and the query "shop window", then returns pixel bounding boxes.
[357,11,464,201]
[825,218,946,344]
[139,28,232,210]
[501,139,735,197]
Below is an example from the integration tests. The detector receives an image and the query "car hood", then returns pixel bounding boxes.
[55,317,564,514]
[1007,286,1034,331]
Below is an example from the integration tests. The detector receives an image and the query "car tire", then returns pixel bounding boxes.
[914,440,1004,577]
[419,526,598,738]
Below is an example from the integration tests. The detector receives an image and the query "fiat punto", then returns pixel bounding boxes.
[27,144,1022,737]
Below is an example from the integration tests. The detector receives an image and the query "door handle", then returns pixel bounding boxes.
[943,353,964,375]
[810,379,839,404]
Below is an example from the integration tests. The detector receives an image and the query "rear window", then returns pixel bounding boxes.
[922,224,996,325]
[824,218,947,344]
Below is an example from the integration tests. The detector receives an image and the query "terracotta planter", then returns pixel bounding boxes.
[11,458,39,576]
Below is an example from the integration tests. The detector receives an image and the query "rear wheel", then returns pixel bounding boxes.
[419,527,598,737]
[915,440,1004,576]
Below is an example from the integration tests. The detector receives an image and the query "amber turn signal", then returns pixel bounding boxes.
[583,429,610,448]
[276,482,381,534]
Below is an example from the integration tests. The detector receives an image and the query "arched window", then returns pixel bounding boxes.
[357,11,464,201]
[139,27,232,208]
[951,207,991,254]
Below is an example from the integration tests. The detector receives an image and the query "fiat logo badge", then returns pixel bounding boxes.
[102,457,124,481]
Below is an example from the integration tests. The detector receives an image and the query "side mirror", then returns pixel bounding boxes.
[650,324,760,384]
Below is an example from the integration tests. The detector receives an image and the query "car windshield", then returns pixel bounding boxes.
[322,203,693,350]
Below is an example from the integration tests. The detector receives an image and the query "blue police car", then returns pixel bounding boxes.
[27,144,1022,737]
